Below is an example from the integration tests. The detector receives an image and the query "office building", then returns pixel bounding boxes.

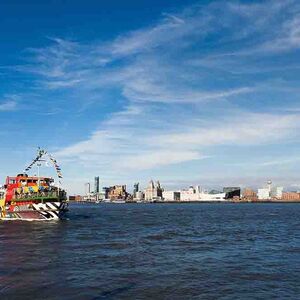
[94,176,100,194]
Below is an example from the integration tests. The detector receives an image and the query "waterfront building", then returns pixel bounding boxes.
[69,195,83,201]
[271,186,283,199]
[144,180,163,201]
[223,187,241,199]
[180,186,226,201]
[83,181,97,201]
[102,187,109,199]
[242,188,258,201]
[257,181,283,200]
[95,187,107,201]
[107,185,128,200]
[258,188,270,200]
[134,191,144,201]
[180,186,200,201]
[83,192,97,202]
[209,189,222,194]
[132,183,144,201]
[282,192,300,201]
[162,191,180,201]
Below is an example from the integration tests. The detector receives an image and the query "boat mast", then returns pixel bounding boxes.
[37,161,41,186]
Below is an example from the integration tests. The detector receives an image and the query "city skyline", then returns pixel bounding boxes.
[77,177,300,203]
[1,0,300,194]
[81,177,294,195]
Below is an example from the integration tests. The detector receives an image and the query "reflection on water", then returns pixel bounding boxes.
[0,203,299,299]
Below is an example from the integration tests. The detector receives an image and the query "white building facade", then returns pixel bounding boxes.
[162,191,180,201]
[180,186,226,202]
[271,187,283,199]
[258,188,270,200]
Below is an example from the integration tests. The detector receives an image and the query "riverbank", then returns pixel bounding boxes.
[69,199,300,204]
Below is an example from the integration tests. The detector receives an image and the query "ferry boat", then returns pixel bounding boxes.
[0,149,68,221]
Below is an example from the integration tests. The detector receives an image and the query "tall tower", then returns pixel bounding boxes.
[94,176,100,193]
[85,182,91,195]
[267,180,272,193]
[133,183,139,198]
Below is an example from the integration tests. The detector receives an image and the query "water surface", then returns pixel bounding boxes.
[0,203,299,299]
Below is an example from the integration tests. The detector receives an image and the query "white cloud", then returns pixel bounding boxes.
[117,150,205,171]
[55,111,300,176]
[0,100,17,111]
[156,113,300,147]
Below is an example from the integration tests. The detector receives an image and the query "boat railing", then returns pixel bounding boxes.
[12,189,66,201]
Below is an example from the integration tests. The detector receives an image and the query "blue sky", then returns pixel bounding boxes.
[1,0,300,194]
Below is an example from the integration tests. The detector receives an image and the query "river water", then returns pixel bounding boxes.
[0,203,299,299]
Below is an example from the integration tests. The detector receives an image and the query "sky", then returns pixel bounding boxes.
[1,0,300,194]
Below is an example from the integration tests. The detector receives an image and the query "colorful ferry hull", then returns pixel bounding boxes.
[1,201,68,221]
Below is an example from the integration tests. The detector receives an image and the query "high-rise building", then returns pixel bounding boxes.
[133,182,139,198]
[94,176,100,193]
[85,182,91,195]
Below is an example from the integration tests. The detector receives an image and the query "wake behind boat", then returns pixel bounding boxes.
[0,149,68,221]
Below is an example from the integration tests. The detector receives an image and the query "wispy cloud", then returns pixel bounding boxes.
[260,14,300,53]
[20,0,300,92]
[0,94,19,111]
[0,101,17,111]
[259,157,300,167]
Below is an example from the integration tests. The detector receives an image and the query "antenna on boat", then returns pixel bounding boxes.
[36,147,44,186]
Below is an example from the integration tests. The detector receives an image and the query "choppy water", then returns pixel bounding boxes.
[0,203,299,299]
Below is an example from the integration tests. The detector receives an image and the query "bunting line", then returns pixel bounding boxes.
[24,148,63,179]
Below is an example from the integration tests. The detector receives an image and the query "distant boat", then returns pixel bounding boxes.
[102,199,111,203]
[111,199,126,204]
